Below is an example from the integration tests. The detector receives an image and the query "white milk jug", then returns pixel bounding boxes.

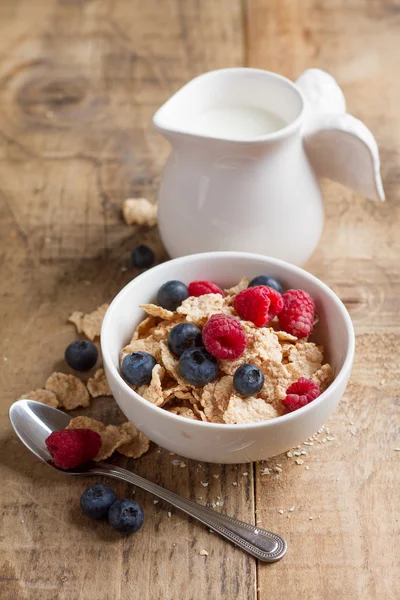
[153,68,384,265]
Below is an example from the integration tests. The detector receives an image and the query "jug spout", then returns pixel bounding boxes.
[296,69,385,201]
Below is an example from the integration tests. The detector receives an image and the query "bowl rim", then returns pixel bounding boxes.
[101,251,355,431]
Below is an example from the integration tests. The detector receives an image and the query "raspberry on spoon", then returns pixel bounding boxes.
[45,429,101,469]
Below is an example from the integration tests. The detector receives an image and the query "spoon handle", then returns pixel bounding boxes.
[91,462,286,562]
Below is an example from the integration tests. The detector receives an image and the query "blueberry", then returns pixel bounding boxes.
[65,339,98,372]
[131,244,155,269]
[233,364,264,397]
[168,323,203,357]
[80,484,117,520]
[248,276,283,294]
[157,280,189,311]
[108,499,144,534]
[178,347,218,386]
[121,351,157,386]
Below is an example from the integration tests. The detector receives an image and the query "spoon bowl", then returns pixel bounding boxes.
[8,399,287,562]
[10,399,71,465]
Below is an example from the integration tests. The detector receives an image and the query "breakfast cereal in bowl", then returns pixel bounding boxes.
[119,276,334,424]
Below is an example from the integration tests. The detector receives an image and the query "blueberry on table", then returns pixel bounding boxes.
[168,322,203,357]
[80,484,117,520]
[157,280,189,311]
[233,364,264,397]
[121,351,157,386]
[178,347,218,386]
[65,340,98,372]
[108,499,144,534]
[131,244,155,269]
[248,275,283,294]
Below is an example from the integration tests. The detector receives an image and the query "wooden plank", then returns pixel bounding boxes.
[0,1,254,599]
[248,1,400,599]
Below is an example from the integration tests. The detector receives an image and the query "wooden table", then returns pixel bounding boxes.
[0,1,399,599]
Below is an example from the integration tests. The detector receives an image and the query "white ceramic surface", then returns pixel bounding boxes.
[296,69,385,202]
[153,68,384,265]
[101,252,355,464]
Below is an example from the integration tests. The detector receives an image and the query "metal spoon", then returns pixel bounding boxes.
[9,400,287,562]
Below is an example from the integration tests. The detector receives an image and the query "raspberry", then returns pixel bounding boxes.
[202,314,247,360]
[282,378,321,412]
[45,429,101,469]
[234,286,282,327]
[261,286,284,319]
[278,289,315,338]
[234,287,270,327]
[188,280,224,297]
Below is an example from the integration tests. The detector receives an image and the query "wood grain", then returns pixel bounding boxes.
[0,1,253,599]
[0,0,399,599]
[248,1,400,599]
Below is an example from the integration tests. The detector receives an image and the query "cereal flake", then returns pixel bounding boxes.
[173,389,196,401]
[161,379,191,404]
[139,304,175,320]
[68,416,130,461]
[280,342,294,358]
[177,294,234,326]
[286,342,323,379]
[137,364,165,406]
[219,326,282,376]
[274,330,298,342]
[122,198,157,227]
[160,341,187,386]
[132,316,160,340]
[117,422,150,458]
[311,364,334,392]
[20,388,59,408]
[68,304,109,340]
[200,377,233,423]
[87,369,112,398]
[192,403,207,421]
[121,335,161,362]
[151,319,184,342]
[224,277,249,295]
[223,395,278,424]
[45,372,90,410]
[68,311,84,334]
[168,406,197,420]
[258,360,293,408]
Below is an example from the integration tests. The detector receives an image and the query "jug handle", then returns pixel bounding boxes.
[296,69,385,202]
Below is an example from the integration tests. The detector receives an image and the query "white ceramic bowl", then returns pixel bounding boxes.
[101,252,354,464]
